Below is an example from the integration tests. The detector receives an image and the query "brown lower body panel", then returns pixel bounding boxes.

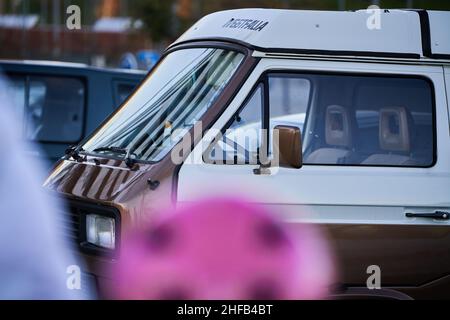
[78,223,450,299]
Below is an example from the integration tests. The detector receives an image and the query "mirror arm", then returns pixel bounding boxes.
[253,162,272,175]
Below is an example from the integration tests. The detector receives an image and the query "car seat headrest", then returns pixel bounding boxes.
[325,105,351,148]
[379,107,410,153]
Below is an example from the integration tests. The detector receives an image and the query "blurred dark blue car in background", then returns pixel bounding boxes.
[0,60,146,166]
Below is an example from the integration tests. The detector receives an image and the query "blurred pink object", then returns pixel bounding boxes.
[111,198,334,300]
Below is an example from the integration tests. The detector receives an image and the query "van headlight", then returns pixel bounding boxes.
[86,214,116,250]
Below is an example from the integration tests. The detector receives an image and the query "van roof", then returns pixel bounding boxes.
[173,9,450,60]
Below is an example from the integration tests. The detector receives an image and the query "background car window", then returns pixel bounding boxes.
[25,76,85,143]
[115,82,138,107]
[6,75,26,125]
[26,80,46,140]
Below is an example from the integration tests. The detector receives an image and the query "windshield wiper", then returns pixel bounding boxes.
[92,146,137,169]
[65,146,86,163]
[93,146,128,154]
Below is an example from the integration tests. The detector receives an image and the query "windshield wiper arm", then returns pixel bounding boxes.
[93,146,128,154]
[65,146,86,163]
[92,146,137,169]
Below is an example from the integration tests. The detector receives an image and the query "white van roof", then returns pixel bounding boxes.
[174,9,450,60]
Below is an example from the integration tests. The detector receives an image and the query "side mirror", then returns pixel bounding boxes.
[273,125,303,169]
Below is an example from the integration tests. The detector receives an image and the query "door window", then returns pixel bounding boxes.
[206,84,263,165]
[209,75,312,165]
[269,75,310,134]
[268,75,311,157]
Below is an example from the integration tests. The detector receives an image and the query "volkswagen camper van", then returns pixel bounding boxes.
[44,9,450,299]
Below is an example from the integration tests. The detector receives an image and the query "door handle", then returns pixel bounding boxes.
[405,211,450,220]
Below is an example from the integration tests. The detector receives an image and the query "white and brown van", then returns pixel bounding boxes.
[45,9,450,299]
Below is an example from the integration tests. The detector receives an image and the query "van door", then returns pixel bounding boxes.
[177,58,450,298]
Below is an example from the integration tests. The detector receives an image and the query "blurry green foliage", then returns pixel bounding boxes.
[133,0,450,42]
[131,0,178,42]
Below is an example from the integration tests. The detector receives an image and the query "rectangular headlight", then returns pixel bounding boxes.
[86,214,116,250]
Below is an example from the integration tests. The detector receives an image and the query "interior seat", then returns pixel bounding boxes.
[362,107,414,166]
[306,105,353,164]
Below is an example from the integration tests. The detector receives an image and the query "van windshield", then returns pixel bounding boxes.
[82,48,244,162]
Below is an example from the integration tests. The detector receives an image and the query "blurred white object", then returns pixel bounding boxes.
[0,76,89,300]
[93,17,142,32]
[0,15,39,29]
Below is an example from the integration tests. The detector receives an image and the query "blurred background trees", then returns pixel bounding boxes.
[1,0,450,67]
[129,0,450,40]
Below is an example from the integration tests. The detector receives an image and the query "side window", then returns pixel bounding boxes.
[302,75,434,167]
[25,76,85,143]
[208,72,434,168]
[206,84,263,165]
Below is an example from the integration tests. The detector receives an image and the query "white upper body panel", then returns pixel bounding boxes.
[174,9,450,60]
[428,11,450,57]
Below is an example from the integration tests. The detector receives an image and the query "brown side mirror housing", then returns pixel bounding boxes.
[273,125,303,169]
